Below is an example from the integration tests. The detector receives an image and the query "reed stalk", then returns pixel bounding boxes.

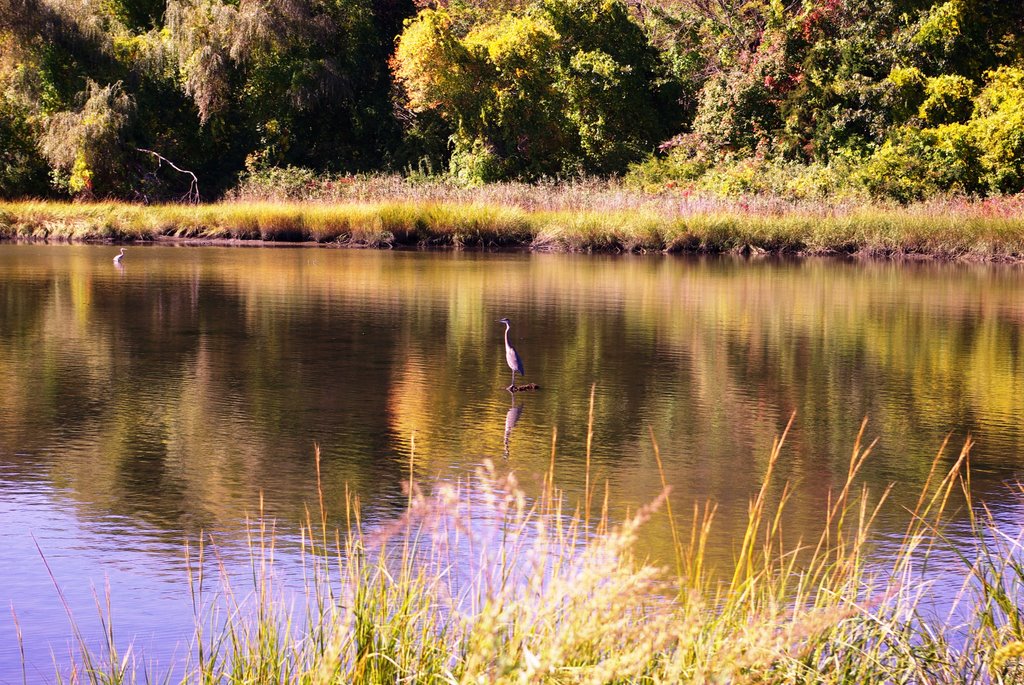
[30,425,1024,683]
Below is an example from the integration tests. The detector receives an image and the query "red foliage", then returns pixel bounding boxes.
[800,0,844,40]
[763,69,803,95]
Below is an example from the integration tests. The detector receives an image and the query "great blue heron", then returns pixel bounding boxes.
[113,248,126,264]
[498,317,524,389]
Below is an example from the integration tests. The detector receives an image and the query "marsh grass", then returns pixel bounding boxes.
[3,184,1024,258]
[33,413,1024,683]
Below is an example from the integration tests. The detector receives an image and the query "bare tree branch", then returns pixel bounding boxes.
[136,147,201,203]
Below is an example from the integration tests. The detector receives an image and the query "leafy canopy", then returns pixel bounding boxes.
[394,0,680,182]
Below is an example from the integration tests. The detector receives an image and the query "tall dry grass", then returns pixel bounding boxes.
[3,182,1024,258]
[30,413,1024,683]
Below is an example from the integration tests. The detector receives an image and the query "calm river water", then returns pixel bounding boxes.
[1,244,1024,679]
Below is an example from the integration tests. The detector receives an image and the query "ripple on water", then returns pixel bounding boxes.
[2,246,1024,677]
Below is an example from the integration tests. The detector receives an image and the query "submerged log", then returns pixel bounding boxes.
[508,383,541,392]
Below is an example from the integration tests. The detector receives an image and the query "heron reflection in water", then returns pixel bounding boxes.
[497,317,525,390]
[503,397,523,459]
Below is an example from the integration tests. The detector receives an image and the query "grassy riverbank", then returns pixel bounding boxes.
[3,186,1024,259]
[32,426,1024,683]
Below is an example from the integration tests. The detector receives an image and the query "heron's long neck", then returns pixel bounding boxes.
[503,323,512,345]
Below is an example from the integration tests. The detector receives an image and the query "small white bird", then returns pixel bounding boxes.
[113,248,126,264]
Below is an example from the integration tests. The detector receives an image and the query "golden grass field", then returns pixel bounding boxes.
[4,189,1024,260]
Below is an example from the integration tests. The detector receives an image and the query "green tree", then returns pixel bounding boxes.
[971,64,1024,193]
[0,33,49,197]
[918,74,974,126]
[394,0,680,182]
[850,63,1024,200]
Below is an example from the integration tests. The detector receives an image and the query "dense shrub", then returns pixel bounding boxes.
[230,166,323,201]
[852,64,1024,200]
[885,66,927,123]
[624,144,710,192]
[853,124,982,202]
[918,74,975,125]
[971,65,1024,194]
[626,153,860,201]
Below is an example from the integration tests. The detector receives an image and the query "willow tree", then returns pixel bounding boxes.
[38,81,135,196]
[0,0,413,198]
[167,0,413,174]
[0,0,207,198]
[0,0,118,196]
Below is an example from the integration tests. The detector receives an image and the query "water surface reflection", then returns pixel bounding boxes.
[1,245,1023,675]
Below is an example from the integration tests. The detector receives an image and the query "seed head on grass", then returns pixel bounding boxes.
[37,423,1024,684]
